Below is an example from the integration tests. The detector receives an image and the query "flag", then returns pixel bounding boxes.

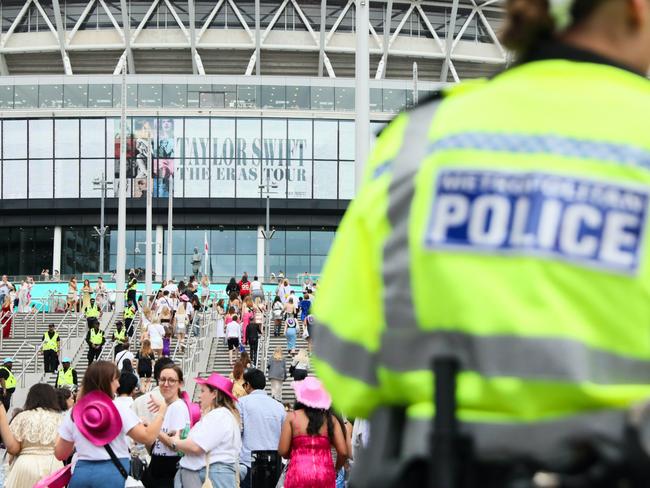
[204,232,209,276]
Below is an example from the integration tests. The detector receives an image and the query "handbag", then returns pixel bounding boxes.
[201,453,214,488]
[104,443,145,487]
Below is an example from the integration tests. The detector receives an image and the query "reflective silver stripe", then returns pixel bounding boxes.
[382,101,442,333]
[312,319,379,386]
[380,329,650,384]
[398,408,628,467]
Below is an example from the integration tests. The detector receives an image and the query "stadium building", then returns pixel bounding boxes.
[0,0,505,280]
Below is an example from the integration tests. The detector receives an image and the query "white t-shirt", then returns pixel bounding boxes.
[59,401,140,460]
[226,321,241,339]
[179,407,241,470]
[114,396,134,409]
[115,350,135,370]
[152,398,190,456]
[149,323,165,346]
[251,280,262,291]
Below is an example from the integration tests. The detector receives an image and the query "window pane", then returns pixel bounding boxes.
[138,84,162,108]
[80,160,105,198]
[286,121,312,199]
[262,85,286,109]
[213,254,235,279]
[3,160,27,199]
[269,229,285,255]
[286,255,310,277]
[14,85,38,109]
[183,118,210,197]
[286,86,310,109]
[29,119,53,158]
[112,84,137,108]
[3,120,27,158]
[237,118,261,198]
[314,160,337,199]
[313,120,337,159]
[286,230,309,254]
[237,85,260,108]
[211,118,236,198]
[310,231,334,255]
[236,229,258,254]
[335,87,354,111]
[162,84,187,108]
[39,85,63,108]
[64,84,89,108]
[383,88,406,113]
[55,159,79,198]
[185,229,204,254]
[187,84,212,108]
[55,119,79,158]
[81,119,105,157]
[310,255,328,274]
[211,229,236,254]
[0,86,13,108]
[311,86,334,110]
[29,160,53,198]
[236,254,257,277]
[370,88,382,111]
[89,84,113,108]
[212,85,237,108]
[262,118,286,198]
[339,120,354,160]
[339,160,355,199]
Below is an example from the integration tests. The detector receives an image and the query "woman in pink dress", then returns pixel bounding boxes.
[1,295,13,339]
[278,377,347,488]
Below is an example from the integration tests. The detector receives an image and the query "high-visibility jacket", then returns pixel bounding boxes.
[114,328,126,342]
[0,367,16,389]
[313,55,650,465]
[85,304,100,318]
[57,367,75,387]
[124,307,135,319]
[90,329,104,346]
[42,331,59,352]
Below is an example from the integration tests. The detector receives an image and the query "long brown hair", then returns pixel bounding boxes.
[78,361,119,400]
[208,386,241,426]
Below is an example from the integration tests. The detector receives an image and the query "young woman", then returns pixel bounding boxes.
[215,298,226,344]
[268,347,287,402]
[241,296,254,346]
[175,302,187,348]
[225,277,239,298]
[140,307,153,340]
[0,383,63,488]
[200,276,210,305]
[148,317,165,358]
[136,339,156,393]
[55,361,168,487]
[170,373,241,488]
[80,279,92,313]
[66,277,77,312]
[226,315,241,366]
[284,317,298,355]
[230,361,247,399]
[250,275,264,302]
[272,296,284,337]
[290,349,310,381]
[1,294,13,339]
[144,364,190,488]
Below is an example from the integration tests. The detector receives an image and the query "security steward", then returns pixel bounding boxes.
[112,320,128,356]
[126,278,138,311]
[124,300,136,337]
[83,297,101,328]
[55,357,78,389]
[313,0,650,486]
[0,358,16,411]
[85,319,105,365]
[41,322,60,373]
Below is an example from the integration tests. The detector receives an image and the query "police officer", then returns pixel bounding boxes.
[112,320,128,356]
[85,319,105,365]
[313,0,650,485]
[55,357,78,389]
[123,300,136,337]
[83,297,101,328]
[0,358,16,411]
[41,322,60,373]
[126,278,138,311]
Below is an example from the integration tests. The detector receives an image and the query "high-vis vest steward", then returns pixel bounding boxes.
[313,59,650,465]
[90,329,104,346]
[0,367,16,389]
[124,307,135,319]
[85,305,100,318]
[42,331,59,352]
[57,368,75,387]
[114,328,126,342]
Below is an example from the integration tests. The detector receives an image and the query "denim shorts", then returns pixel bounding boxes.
[69,458,130,488]
[174,462,237,488]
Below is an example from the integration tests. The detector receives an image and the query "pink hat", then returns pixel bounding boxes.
[72,390,123,446]
[180,294,190,302]
[293,377,332,410]
[195,373,238,403]
[34,465,71,488]
[181,390,201,427]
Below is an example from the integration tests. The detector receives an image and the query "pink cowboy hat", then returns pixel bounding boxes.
[195,373,238,403]
[293,377,332,410]
[180,294,190,302]
[34,465,71,488]
[181,390,201,427]
[72,390,123,446]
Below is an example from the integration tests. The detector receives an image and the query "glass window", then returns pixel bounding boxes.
[269,255,285,276]
[213,254,235,278]
[335,87,354,111]
[286,255,310,277]
[55,119,79,158]
[269,229,285,255]
[262,85,286,109]
[288,119,312,160]
[313,160,337,199]
[171,254,185,278]
[285,86,310,109]
[64,84,88,108]
[89,84,113,107]
[29,119,54,158]
[138,84,162,108]
[113,84,138,108]
[370,88,382,111]
[339,120,354,160]
[185,229,204,254]
[3,120,27,158]
[187,85,212,108]
[383,89,406,112]
[236,254,257,277]
[310,255,328,274]
[236,229,258,254]
[183,118,210,197]
[3,160,27,199]
[55,159,79,198]
[81,119,105,157]
[80,160,105,198]
[310,230,335,255]
[0,86,13,108]
[339,160,355,199]
[210,118,235,198]
[39,85,63,108]
[14,85,38,109]
[160,84,185,108]
[313,120,337,159]
[212,85,237,108]
[286,230,310,254]
[311,86,334,110]
[237,85,260,108]
[261,119,287,198]
[29,160,53,198]
[236,118,261,198]
[211,229,236,254]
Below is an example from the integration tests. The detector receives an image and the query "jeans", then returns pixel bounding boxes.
[69,458,130,488]
[174,462,237,488]
[286,327,297,351]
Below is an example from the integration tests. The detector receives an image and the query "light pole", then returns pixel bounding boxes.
[259,174,277,282]
[145,139,153,298]
[166,176,173,281]
[115,58,128,314]
[93,174,113,274]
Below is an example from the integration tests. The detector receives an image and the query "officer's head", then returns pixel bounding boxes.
[62,357,71,368]
[502,0,650,72]
[116,320,123,329]
[90,298,95,305]
[3,358,12,370]
[48,323,55,330]
[91,320,99,330]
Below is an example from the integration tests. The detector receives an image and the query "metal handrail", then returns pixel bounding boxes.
[260,295,273,374]
[0,308,18,349]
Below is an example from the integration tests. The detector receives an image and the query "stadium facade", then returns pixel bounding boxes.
[0,0,505,280]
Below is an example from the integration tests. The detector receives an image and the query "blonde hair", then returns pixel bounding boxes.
[295,349,309,364]
[177,303,186,315]
[273,346,283,360]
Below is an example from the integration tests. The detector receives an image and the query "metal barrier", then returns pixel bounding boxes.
[0,309,18,349]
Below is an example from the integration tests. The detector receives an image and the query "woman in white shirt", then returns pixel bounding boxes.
[145,364,190,488]
[149,317,165,358]
[250,275,264,302]
[54,361,167,488]
[175,302,187,348]
[225,316,241,366]
[170,373,241,488]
